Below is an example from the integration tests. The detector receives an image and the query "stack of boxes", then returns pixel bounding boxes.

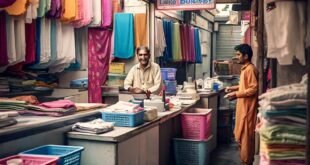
[108,63,126,87]
[173,108,213,165]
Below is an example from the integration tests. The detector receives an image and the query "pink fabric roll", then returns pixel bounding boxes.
[101,0,113,28]
[88,29,112,103]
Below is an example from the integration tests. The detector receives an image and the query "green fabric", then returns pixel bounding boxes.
[46,0,51,11]
[262,109,306,119]
[172,23,182,62]
[259,124,306,145]
[267,151,305,160]
[37,0,47,17]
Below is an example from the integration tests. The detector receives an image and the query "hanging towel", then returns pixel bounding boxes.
[60,0,76,22]
[0,0,16,8]
[163,19,173,62]
[6,15,16,64]
[172,22,182,62]
[101,0,113,28]
[35,18,41,64]
[114,13,134,59]
[5,0,27,16]
[89,0,102,27]
[0,11,8,67]
[154,18,166,57]
[134,13,148,47]
[194,28,202,63]
[88,29,112,103]
[189,26,196,63]
[25,22,36,64]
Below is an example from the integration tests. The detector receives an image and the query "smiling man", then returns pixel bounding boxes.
[124,46,162,94]
[225,44,259,165]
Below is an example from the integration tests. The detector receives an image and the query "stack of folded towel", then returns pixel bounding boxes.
[0,111,19,128]
[72,119,114,134]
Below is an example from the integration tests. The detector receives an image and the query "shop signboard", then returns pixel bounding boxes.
[156,0,216,10]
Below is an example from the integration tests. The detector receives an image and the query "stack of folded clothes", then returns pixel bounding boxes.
[256,76,307,165]
[0,111,19,128]
[72,119,114,134]
[103,101,144,113]
[0,99,77,117]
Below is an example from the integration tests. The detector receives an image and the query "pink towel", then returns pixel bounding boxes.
[40,100,75,109]
[101,0,113,28]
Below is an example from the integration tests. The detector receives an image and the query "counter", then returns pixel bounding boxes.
[67,103,196,165]
[0,109,103,157]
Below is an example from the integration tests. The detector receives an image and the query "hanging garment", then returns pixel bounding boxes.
[49,23,75,73]
[71,0,83,27]
[194,28,202,63]
[180,24,187,61]
[154,18,166,57]
[39,18,51,64]
[6,15,16,64]
[101,0,113,28]
[25,0,39,23]
[35,18,41,64]
[37,0,47,17]
[134,13,148,47]
[0,0,16,8]
[163,19,173,62]
[0,11,8,67]
[46,0,51,11]
[264,1,306,65]
[172,22,182,62]
[88,29,112,103]
[72,0,92,27]
[89,0,101,27]
[5,0,27,16]
[25,22,36,64]
[60,0,76,22]
[29,19,57,69]
[189,26,196,63]
[47,0,61,18]
[66,29,83,70]
[114,13,134,59]
[306,1,310,48]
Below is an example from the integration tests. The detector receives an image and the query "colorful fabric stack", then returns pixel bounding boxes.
[256,77,307,165]
[0,99,77,117]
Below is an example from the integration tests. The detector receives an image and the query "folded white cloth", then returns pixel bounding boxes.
[103,101,142,113]
[72,119,114,134]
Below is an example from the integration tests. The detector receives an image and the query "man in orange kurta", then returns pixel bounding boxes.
[226,44,259,165]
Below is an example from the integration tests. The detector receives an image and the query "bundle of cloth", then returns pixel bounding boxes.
[256,75,307,165]
[72,119,114,134]
[0,98,77,117]
[0,111,19,128]
[103,101,144,113]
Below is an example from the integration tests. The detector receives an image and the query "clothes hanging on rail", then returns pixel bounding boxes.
[101,0,113,28]
[163,19,173,62]
[5,0,27,16]
[89,0,101,27]
[264,0,306,65]
[194,28,202,64]
[25,22,36,65]
[114,13,134,59]
[172,22,182,62]
[154,18,166,57]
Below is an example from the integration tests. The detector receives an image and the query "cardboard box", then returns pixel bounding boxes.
[109,62,125,74]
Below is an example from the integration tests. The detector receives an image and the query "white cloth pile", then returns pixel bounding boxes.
[72,119,114,134]
[103,101,143,113]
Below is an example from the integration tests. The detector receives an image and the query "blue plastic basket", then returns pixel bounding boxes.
[173,136,212,165]
[20,145,84,165]
[101,111,145,127]
[161,68,177,80]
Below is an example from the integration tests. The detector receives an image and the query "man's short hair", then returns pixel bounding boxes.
[136,46,150,55]
[234,44,253,61]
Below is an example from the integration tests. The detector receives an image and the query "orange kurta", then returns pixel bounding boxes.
[234,63,259,164]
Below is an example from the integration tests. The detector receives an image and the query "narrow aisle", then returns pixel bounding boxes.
[210,142,241,165]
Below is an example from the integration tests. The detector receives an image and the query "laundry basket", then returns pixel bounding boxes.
[181,108,212,140]
[20,145,84,165]
[0,155,58,165]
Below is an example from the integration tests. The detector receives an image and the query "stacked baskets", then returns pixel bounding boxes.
[161,68,177,95]
[174,108,213,165]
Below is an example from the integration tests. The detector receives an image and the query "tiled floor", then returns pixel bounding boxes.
[209,142,260,165]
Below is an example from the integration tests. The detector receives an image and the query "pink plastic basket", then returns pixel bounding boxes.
[181,108,212,140]
[0,155,58,165]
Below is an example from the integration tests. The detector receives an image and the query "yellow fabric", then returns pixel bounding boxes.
[234,63,259,164]
[134,13,148,47]
[5,0,27,16]
[61,0,76,22]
